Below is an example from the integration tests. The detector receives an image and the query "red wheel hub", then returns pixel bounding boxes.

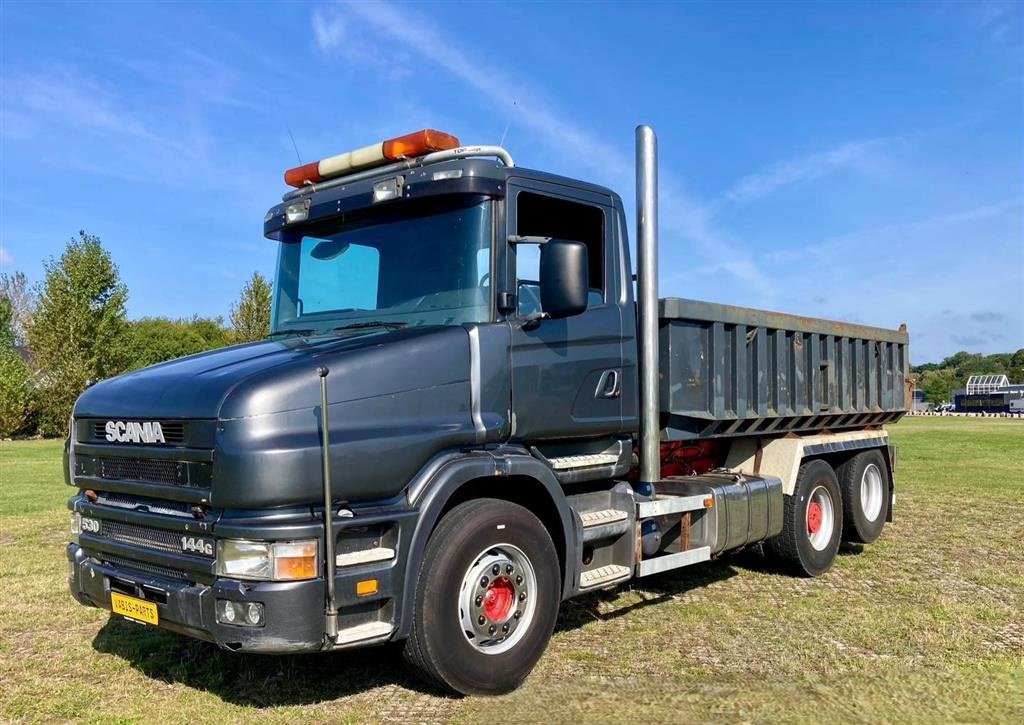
[807,501,823,534]
[483,576,515,622]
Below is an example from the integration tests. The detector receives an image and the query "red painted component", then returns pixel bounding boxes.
[483,576,515,622]
[658,440,724,478]
[627,439,726,480]
[807,501,823,534]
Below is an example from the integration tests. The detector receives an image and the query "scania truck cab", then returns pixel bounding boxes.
[67,127,908,695]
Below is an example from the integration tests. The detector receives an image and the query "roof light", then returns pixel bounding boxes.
[284,161,323,188]
[432,169,463,181]
[372,177,403,203]
[284,199,310,224]
[284,129,461,188]
[382,129,459,160]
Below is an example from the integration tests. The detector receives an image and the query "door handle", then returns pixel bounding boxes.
[595,369,621,399]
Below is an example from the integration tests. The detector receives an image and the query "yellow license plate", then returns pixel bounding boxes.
[111,592,159,625]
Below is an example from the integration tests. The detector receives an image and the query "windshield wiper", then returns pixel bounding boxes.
[331,321,408,332]
[268,328,316,338]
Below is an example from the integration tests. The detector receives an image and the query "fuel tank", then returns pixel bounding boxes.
[656,472,783,555]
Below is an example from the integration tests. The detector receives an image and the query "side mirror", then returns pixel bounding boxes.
[540,240,589,319]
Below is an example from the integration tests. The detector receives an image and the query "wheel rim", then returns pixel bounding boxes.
[458,543,537,655]
[860,463,884,522]
[806,485,835,551]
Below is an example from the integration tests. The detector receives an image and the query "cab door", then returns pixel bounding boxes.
[506,181,626,441]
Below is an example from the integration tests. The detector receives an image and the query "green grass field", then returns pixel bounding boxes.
[1,417,1022,723]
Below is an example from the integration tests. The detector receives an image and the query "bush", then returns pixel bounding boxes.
[0,297,33,437]
[26,232,128,436]
[121,316,231,371]
[0,352,33,438]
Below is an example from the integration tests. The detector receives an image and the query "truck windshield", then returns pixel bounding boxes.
[271,197,492,335]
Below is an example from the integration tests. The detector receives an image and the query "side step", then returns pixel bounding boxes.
[579,508,628,527]
[579,564,632,590]
[547,453,621,470]
[336,547,395,567]
[579,508,631,543]
[334,621,393,646]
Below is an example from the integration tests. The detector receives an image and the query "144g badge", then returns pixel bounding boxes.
[181,535,213,556]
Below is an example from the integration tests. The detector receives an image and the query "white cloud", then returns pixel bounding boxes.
[723,138,893,204]
[0,246,13,268]
[314,1,771,292]
[757,197,1024,266]
[756,197,1024,362]
[311,8,412,78]
[2,63,274,203]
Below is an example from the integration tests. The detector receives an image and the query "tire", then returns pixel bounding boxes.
[402,498,561,695]
[837,449,890,544]
[766,459,843,577]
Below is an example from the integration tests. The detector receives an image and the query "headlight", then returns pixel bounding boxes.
[71,512,81,536]
[216,539,318,581]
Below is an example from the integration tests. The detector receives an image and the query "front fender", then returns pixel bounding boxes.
[397,448,574,639]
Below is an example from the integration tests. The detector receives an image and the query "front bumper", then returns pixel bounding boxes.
[68,543,385,653]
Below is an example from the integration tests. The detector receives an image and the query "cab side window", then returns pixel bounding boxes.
[515,192,605,316]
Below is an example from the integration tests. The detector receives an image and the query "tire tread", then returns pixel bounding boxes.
[765,459,842,577]
[837,449,889,544]
[401,498,559,695]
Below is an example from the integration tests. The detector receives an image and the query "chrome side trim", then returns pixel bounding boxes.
[467,326,487,444]
[636,494,709,518]
[637,546,711,577]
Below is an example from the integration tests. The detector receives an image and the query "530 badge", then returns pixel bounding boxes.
[181,535,213,556]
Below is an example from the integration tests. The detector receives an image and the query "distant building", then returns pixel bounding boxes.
[965,375,1009,395]
[955,379,1024,414]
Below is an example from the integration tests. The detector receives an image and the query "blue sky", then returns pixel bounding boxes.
[1,1,1021,363]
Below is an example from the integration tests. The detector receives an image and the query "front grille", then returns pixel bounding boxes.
[97,457,187,485]
[91,421,185,445]
[100,520,183,554]
[96,492,194,518]
[99,554,190,582]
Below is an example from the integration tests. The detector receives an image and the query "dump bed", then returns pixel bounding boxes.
[659,298,909,440]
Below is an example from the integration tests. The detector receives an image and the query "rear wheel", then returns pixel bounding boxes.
[766,459,843,576]
[838,449,890,543]
[402,498,560,695]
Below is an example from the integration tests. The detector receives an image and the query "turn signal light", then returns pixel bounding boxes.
[272,541,318,580]
[356,579,379,596]
[284,129,461,188]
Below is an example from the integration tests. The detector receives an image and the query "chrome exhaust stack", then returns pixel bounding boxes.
[635,125,660,486]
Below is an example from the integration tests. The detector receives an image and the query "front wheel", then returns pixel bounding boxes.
[402,498,561,695]
[766,459,843,577]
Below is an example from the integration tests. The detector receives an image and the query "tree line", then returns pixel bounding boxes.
[3,230,1019,435]
[1,231,272,437]
[911,350,1024,404]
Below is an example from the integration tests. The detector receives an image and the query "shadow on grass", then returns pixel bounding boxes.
[555,559,739,633]
[839,542,865,556]
[92,619,442,707]
[92,561,742,706]
[718,540,868,577]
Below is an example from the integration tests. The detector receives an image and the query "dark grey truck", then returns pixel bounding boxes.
[67,127,909,695]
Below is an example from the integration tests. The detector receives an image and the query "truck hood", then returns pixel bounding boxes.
[73,326,469,420]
